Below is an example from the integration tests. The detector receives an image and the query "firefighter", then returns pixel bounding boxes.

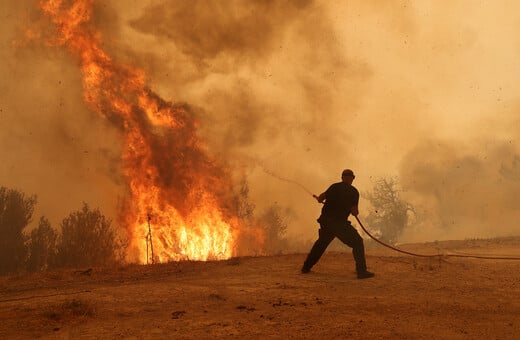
[301,169,375,279]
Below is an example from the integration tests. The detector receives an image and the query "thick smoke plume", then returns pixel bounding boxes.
[1,1,520,249]
[1,1,123,227]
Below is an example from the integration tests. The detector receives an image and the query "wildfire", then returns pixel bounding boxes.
[39,0,243,263]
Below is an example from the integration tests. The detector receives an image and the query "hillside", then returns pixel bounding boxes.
[1,237,520,339]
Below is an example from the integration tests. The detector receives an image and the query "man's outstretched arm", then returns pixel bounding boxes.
[313,192,326,203]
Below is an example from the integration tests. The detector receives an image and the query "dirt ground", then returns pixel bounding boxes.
[1,237,520,339]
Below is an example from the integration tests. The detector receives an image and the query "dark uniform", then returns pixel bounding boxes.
[302,181,368,274]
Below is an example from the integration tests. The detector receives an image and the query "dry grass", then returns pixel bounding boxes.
[0,237,519,338]
[43,299,95,321]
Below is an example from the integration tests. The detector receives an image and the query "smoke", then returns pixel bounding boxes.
[120,0,365,155]
[399,139,520,242]
[130,0,312,62]
[2,1,520,246]
[116,0,370,243]
[0,1,123,228]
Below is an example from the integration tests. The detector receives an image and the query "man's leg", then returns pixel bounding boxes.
[301,227,335,273]
[334,223,369,275]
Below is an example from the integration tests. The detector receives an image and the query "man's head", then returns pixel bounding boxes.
[341,169,355,183]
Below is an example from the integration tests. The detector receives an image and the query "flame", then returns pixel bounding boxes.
[39,0,244,263]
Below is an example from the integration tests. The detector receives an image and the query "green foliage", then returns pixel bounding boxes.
[364,177,414,244]
[0,186,36,274]
[26,217,58,271]
[56,203,123,268]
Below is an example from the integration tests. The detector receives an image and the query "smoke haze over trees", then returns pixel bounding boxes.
[0,187,35,275]
[0,184,292,275]
[1,1,520,249]
[55,203,124,268]
[26,217,57,272]
[0,186,125,275]
[363,177,415,244]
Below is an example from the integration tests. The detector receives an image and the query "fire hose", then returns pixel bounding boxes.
[353,215,520,260]
[309,195,435,258]
[259,166,520,260]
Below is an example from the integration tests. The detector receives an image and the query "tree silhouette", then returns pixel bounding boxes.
[232,180,290,256]
[364,177,414,244]
[259,205,289,255]
[0,187,36,275]
[26,217,58,271]
[56,203,122,268]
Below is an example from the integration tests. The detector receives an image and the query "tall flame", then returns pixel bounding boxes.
[39,0,243,263]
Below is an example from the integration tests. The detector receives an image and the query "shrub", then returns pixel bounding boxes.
[56,203,123,268]
[364,177,414,244]
[26,217,58,271]
[259,205,289,255]
[0,187,36,274]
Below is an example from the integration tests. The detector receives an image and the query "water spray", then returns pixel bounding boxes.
[257,162,314,197]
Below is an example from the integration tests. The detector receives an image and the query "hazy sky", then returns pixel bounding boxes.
[1,1,519,245]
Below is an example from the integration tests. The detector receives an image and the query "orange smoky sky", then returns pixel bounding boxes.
[1,1,519,247]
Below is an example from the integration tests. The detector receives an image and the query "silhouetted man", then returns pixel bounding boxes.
[301,169,375,279]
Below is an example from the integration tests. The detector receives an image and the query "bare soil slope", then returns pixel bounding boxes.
[1,237,520,339]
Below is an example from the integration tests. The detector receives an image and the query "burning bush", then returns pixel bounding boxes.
[37,0,261,263]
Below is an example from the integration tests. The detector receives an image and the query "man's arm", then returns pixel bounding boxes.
[313,192,326,203]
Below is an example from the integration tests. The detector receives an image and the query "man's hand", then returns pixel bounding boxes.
[351,205,359,216]
[313,193,326,204]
